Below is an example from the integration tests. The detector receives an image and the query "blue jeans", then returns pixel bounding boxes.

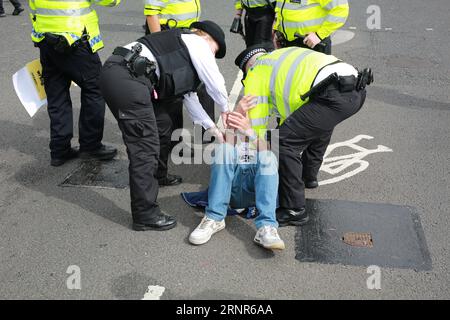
[206,144,279,229]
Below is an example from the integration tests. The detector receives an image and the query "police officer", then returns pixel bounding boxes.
[0,0,23,17]
[232,0,275,47]
[235,45,372,226]
[273,0,349,54]
[144,0,200,34]
[99,21,228,231]
[29,0,120,166]
[144,0,216,186]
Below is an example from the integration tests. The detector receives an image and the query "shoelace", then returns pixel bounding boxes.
[199,218,215,230]
[262,226,278,238]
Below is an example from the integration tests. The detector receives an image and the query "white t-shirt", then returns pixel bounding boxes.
[313,62,358,86]
[123,33,228,129]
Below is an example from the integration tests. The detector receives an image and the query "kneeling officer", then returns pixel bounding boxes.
[99,21,228,231]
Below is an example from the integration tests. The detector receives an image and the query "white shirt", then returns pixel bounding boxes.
[123,34,228,129]
[313,62,358,86]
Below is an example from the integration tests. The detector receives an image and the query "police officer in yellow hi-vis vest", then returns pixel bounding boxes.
[235,44,372,226]
[232,0,275,47]
[29,0,121,166]
[143,0,215,187]
[144,0,200,34]
[273,0,349,54]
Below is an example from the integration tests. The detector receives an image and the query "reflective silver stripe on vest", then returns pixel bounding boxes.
[325,15,347,24]
[159,12,198,21]
[46,0,89,2]
[323,0,348,11]
[278,2,320,11]
[251,117,269,127]
[242,0,269,8]
[254,58,278,68]
[269,48,298,117]
[283,17,325,29]
[282,50,313,117]
[35,7,93,16]
[256,95,270,105]
[145,0,193,5]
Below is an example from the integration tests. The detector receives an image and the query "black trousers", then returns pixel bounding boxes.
[278,85,366,210]
[0,0,21,12]
[99,56,161,223]
[154,83,215,179]
[244,6,275,47]
[39,41,104,158]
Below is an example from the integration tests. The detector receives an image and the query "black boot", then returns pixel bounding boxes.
[12,7,24,16]
[132,213,177,231]
[158,174,182,187]
[51,147,79,167]
[304,180,319,189]
[276,208,309,227]
[79,144,117,161]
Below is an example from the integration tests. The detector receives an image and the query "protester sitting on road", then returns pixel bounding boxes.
[99,21,228,232]
[189,95,285,251]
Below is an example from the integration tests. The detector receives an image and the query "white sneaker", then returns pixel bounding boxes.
[189,216,226,245]
[254,226,285,250]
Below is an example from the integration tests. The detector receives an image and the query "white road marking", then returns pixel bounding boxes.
[142,285,165,300]
[348,27,357,30]
[426,28,433,31]
[319,135,393,186]
[385,27,393,31]
[331,30,355,46]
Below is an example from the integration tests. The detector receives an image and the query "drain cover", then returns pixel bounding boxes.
[60,159,129,189]
[342,232,373,248]
[295,199,432,271]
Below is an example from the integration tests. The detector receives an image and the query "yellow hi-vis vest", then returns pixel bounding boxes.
[144,0,201,29]
[29,0,121,53]
[274,0,349,41]
[244,47,340,137]
[235,0,272,10]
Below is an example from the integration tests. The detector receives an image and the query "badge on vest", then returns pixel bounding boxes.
[290,0,305,4]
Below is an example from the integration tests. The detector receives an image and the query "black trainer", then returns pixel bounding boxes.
[51,147,79,167]
[12,7,24,16]
[304,180,319,189]
[276,207,309,227]
[79,144,117,161]
[0,12,6,18]
[158,174,182,187]
[132,214,177,231]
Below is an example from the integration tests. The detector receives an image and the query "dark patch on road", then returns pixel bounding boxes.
[60,159,129,189]
[111,272,159,300]
[295,199,432,271]
[369,86,450,111]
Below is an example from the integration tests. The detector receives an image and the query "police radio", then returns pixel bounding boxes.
[123,43,156,78]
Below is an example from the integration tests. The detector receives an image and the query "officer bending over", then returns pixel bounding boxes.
[235,45,372,227]
[99,21,228,231]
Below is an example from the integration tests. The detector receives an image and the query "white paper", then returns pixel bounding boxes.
[12,66,47,117]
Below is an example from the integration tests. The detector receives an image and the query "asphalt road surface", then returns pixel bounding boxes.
[0,0,449,299]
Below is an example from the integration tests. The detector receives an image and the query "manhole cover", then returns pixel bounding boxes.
[342,232,373,248]
[295,199,432,271]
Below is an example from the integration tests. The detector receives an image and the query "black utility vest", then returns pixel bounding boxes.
[138,29,201,101]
